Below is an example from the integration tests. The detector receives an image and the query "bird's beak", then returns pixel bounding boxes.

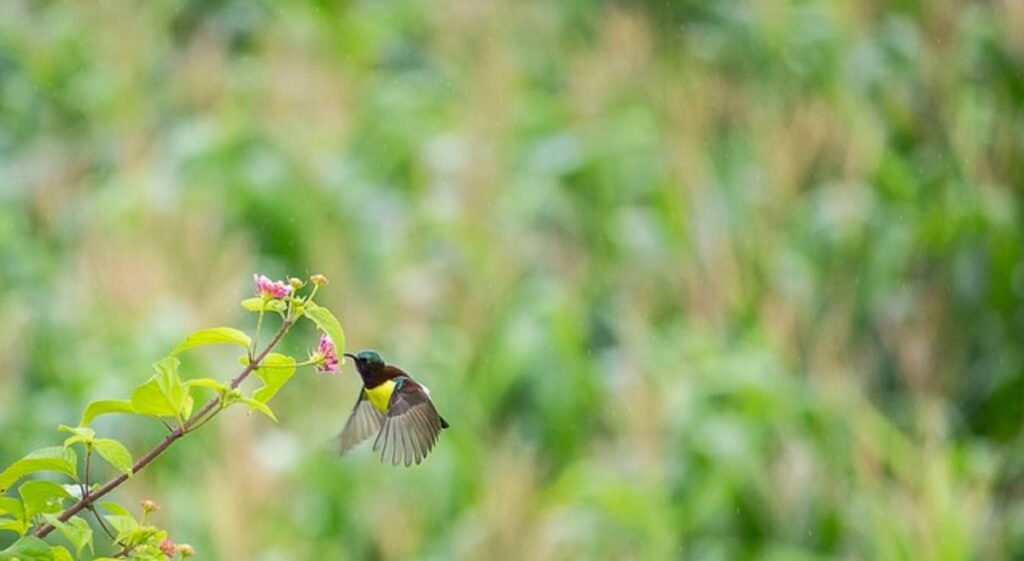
[343,352,357,364]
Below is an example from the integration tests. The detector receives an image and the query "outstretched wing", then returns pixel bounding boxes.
[338,389,385,455]
[372,377,446,466]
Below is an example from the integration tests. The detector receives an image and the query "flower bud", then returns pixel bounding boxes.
[288,277,305,289]
[310,274,329,286]
[159,539,176,556]
[177,544,196,557]
[141,499,160,513]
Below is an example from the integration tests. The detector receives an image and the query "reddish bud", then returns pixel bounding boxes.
[159,539,176,556]
[141,499,160,513]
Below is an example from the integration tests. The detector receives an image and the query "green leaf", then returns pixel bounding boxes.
[0,497,24,518]
[239,397,277,422]
[252,353,296,404]
[19,481,71,519]
[80,400,135,426]
[0,497,27,536]
[0,536,53,561]
[116,527,165,550]
[98,502,131,517]
[182,394,194,420]
[50,546,73,561]
[93,439,134,476]
[100,502,137,537]
[43,515,92,557]
[58,425,96,448]
[67,517,93,555]
[130,357,189,420]
[0,517,28,536]
[185,377,229,396]
[241,297,286,313]
[0,447,77,493]
[305,302,345,356]
[173,327,252,355]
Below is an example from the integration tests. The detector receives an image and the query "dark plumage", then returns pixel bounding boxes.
[337,350,449,466]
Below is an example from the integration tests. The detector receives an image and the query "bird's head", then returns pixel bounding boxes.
[344,350,385,375]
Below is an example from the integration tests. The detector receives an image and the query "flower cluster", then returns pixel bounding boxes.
[313,334,340,373]
[253,272,339,374]
[254,274,291,299]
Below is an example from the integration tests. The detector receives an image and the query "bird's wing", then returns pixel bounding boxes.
[372,377,445,466]
[338,389,385,455]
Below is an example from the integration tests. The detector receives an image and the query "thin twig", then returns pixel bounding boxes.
[90,503,118,543]
[33,319,294,539]
[251,309,265,362]
[185,403,223,434]
[76,450,89,506]
[81,449,118,542]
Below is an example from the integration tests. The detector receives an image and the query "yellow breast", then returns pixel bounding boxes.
[364,380,396,413]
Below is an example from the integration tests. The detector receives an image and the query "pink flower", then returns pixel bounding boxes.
[159,539,177,556]
[254,274,291,299]
[315,334,340,373]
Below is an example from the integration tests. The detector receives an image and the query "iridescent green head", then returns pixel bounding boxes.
[356,350,383,365]
[343,350,385,374]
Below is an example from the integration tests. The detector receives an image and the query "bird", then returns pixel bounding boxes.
[338,350,449,466]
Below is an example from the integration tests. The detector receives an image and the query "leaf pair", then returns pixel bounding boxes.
[58,426,134,476]
[132,357,193,421]
[79,357,191,427]
[82,327,253,428]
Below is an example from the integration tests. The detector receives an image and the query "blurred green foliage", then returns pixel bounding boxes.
[2,0,1024,559]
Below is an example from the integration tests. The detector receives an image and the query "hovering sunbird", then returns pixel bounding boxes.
[338,350,449,466]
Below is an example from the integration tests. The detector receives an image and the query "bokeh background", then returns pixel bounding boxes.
[2,0,1024,559]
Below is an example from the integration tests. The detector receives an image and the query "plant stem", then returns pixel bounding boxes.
[76,449,90,506]
[305,285,320,304]
[91,503,118,543]
[81,449,118,542]
[33,319,294,539]
[251,309,265,361]
[184,402,222,434]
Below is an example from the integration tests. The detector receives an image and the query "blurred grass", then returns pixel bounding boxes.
[1,0,1024,559]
